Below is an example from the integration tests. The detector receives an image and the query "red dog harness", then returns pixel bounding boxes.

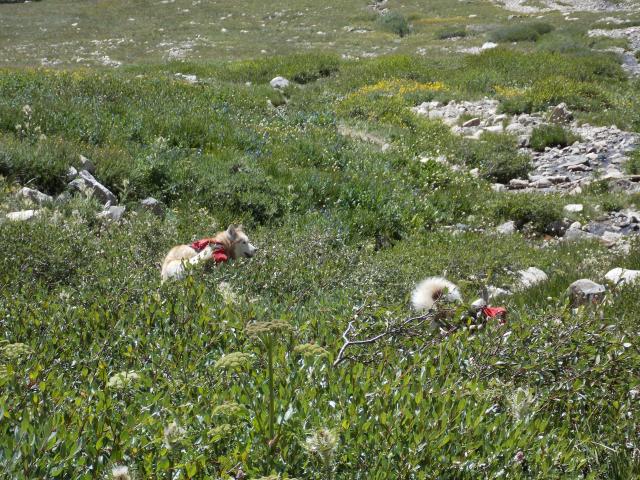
[481,306,508,325]
[190,239,229,264]
[481,306,507,318]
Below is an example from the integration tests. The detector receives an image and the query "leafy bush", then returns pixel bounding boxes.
[377,12,411,38]
[490,192,565,233]
[530,124,580,152]
[499,75,615,115]
[0,135,74,194]
[194,53,340,85]
[456,132,532,183]
[625,149,640,175]
[538,34,594,55]
[436,28,467,40]
[489,22,555,43]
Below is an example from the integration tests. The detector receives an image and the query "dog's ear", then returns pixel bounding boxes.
[226,225,238,239]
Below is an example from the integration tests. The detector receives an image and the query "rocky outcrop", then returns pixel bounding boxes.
[68,170,117,206]
[412,100,639,193]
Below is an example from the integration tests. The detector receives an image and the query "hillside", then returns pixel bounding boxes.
[1,0,640,478]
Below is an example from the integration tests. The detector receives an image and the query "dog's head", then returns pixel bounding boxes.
[225,225,258,259]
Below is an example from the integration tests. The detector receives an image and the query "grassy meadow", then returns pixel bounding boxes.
[1,0,640,478]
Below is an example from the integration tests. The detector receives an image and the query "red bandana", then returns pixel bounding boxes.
[190,239,229,264]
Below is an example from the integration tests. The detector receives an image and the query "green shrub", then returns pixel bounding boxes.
[530,124,580,152]
[204,53,340,84]
[490,192,564,233]
[499,75,615,115]
[436,28,467,40]
[0,135,73,194]
[377,12,411,38]
[538,34,593,55]
[625,149,640,175]
[593,19,640,30]
[456,133,532,183]
[489,22,555,43]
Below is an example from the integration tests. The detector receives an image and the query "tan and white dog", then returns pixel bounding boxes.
[161,225,257,282]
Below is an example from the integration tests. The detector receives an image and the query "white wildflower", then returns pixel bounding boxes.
[111,465,131,480]
[163,421,186,448]
[107,370,141,390]
[304,427,338,465]
[218,281,238,305]
[507,387,536,422]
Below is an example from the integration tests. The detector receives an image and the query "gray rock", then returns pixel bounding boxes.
[508,179,529,190]
[564,227,598,242]
[462,117,481,128]
[602,168,624,180]
[139,197,165,217]
[97,205,126,221]
[567,279,605,307]
[68,170,117,206]
[78,155,96,175]
[270,76,290,89]
[517,135,530,148]
[547,175,570,184]
[470,129,484,140]
[517,267,548,290]
[484,125,503,134]
[497,220,516,235]
[549,103,573,123]
[567,163,591,172]
[66,166,78,181]
[481,42,498,51]
[625,210,640,223]
[491,183,507,192]
[605,268,640,286]
[600,231,623,247]
[17,187,52,205]
[505,122,525,134]
[6,210,39,221]
[532,177,552,188]
[564,204,583,213]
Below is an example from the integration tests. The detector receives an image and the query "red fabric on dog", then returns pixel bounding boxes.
[190,239,229,264]
[481,306,507,318]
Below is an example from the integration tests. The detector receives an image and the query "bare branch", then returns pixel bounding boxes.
[333,312,435,367]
